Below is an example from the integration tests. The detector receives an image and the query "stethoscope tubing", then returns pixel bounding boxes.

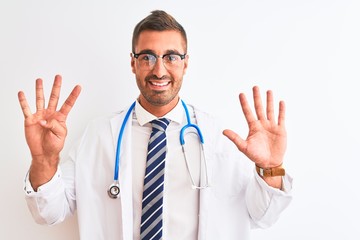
[180,100,204,145]
[109,100,207,198]
[113,101,136,181]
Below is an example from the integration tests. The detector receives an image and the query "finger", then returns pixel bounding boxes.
[278,100,286,126]
[266,90,275,121]
[253,86,266,120]
[58,85,82,118]
[239,92,256,124]
[47,75,62,112]
[222,129,247,153]
[18,91,32,118]
[35,78,45,111]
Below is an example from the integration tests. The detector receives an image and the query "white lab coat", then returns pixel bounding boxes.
[25,103,293,240]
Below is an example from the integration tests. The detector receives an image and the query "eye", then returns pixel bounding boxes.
[140,54,156,62]
[140,54,149,61]
[164,54,179,62]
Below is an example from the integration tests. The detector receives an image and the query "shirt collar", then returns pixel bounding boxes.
[135,98,184,126]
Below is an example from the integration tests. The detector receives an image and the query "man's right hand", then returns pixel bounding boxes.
[18,75,81,190]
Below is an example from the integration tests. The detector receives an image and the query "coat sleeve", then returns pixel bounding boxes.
[193,106,293,229]
[24,148,77,225]
[246,169,293,228]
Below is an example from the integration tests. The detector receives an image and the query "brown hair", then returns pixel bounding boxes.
[132,10,187,53]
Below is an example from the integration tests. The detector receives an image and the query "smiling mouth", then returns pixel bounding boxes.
[150,81,170,87]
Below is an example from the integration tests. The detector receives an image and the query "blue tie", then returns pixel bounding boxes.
[140,118,170,240]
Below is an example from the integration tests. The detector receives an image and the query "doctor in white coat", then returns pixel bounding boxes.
[19,10,292,240]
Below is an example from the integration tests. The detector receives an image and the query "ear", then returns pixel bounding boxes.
[130,53,136,74]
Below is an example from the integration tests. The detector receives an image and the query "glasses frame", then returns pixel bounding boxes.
[132,52,187,70]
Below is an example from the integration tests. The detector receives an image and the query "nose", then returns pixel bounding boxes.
[151,57,168,78]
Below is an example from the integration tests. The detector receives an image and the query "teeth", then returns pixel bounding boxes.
[152,82,169,86]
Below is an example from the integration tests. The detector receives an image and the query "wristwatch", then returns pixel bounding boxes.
[256,164,285,177]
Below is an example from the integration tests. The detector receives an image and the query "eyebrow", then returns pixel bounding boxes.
[135,49,183,55]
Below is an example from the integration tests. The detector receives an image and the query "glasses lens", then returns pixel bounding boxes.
[137,54,156,69]
[163,54,181,68]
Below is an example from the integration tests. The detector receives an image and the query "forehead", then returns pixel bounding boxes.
[135,30,186,53]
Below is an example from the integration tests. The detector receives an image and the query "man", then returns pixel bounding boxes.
[19,10,292,240]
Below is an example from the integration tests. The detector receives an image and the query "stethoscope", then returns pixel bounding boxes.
[108,100,209,199]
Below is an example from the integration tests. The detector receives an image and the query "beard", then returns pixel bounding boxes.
[137,74,182,107]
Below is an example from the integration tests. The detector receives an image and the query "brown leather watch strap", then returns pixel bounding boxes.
[256,164,285,177]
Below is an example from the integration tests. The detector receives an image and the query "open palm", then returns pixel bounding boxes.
[223,86,286,168]
[18,75,81,159]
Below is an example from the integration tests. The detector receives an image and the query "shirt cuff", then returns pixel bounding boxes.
[24,167,62,196]
[253,167,293,194]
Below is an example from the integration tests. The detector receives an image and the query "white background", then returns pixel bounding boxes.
[1,0,359,239]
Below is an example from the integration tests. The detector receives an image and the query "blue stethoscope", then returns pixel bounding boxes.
[108,100,209,199]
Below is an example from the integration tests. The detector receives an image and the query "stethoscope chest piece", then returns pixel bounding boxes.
[108,181,120,199]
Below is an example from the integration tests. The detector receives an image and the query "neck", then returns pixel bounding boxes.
[138,96,179,117]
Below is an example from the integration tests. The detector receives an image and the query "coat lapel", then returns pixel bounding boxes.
[193,108,214,240]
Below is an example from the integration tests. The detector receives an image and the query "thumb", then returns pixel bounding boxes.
[222,129,247,153]
[39,119,62,135]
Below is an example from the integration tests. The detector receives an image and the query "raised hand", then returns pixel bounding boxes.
[223,86,287,173]
[18,75,81,189]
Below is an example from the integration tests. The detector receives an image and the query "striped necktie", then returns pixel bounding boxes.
[140,118,170,240]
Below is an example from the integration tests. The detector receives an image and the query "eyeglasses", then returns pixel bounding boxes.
[133,52,186,70]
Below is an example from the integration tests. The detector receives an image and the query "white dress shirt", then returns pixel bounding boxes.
[132,100,202,239]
